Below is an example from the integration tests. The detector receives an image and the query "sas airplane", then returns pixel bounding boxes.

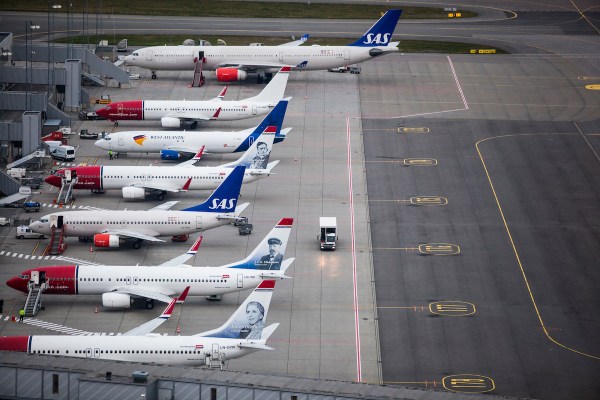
[123,10,401,83]
[7,218,294,309]
[0,280,280,367]
[94,66,290,128]
[46,129,278,201]
[28,166,248,249]
[94,98,290,160]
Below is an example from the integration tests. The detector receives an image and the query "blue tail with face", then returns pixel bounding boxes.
[181,165,245,213]
[234,99,289,152]
[348,10,402,47]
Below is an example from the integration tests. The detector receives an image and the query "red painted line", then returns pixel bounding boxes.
[346,117,362,382]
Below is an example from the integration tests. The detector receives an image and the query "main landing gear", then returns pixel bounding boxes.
[151,71,157,79]
[157,191,167,201]
[132,239,143,249]
[256,72,273,84]
[146,299,154,309]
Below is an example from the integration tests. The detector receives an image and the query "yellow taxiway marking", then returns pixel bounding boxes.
[442,374,495,393]
[398,127,430,134]
[585,84,600,90]
[429,301,476,316]
[418,243,460,255]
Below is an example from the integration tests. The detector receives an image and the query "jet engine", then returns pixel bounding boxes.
[161,116,182,128]
[122,186,146,199]
[216,68,248,82]
[160,149,182,160]
[102,292,133,308]
[93,234,122,248]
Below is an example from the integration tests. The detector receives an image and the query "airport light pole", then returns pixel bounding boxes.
[26,21,40,110]
[48,3,62,101]
[1,49,12,121]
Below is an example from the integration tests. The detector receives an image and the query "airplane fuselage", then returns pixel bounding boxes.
[3,335,258,366]
[46,165,265,192]
[8,265,264,297]
[125,44,396,72]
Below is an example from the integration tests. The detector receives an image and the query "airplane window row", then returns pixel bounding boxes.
[69,221,190,225]
[113,278,227,283]
[31,349,204,355]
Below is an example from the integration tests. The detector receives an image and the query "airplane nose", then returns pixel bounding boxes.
[45,174,62,188]
[94,139,108,149]
[95,107,108,119]
[6,276,27,293]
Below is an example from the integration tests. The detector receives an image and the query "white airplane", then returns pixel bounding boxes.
[93,99,290,160]
[94,66,290,128]
[46,129,278,201]
[7,218,294,309]
[0,280,280,367]
[28,166,248,249]
[124,10,401,83]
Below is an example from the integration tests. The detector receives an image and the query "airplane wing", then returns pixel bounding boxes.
[278,34,309,46]
[158,236,202,267]
[128,177,192,193]
[149,201,179,211]
[164,107,221,121]
[176,147,205,167]
[102,229,164,242]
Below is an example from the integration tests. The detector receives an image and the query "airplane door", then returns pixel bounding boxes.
[196,216,202,230]
[94,348,100,357]
[86,348,92,358]
[344,49,350,61]
[252,105,257,115]
[118,133,124,147]
[279,51,284,62]
[237,273,243,288]
[133,276,139,285]
[212,343,220,359]
[118,103,124,115]
[146,50,153,61]
[126,276,132,285]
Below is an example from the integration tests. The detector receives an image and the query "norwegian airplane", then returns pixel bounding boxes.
[94,66,290,128]
[28,166,248,249]
[123,10,401,83]
[94,98,290,161]
[0,280,281,367]
[46,129,278,201]
[7,218,294,309]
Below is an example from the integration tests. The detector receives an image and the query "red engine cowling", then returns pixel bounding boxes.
[93,234,121,248]
[216,68,248,82]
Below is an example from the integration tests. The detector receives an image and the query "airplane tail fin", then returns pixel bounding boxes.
[181,165,245,213]
[347,10,402,47]
[249,67,291,103]
[232,99,289,152]
[220,130,275,169]
[195,280,276,339]
[224,218,294,272]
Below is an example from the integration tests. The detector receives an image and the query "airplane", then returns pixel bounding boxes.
[46,129,278,201]
[7,218,294,309]
[123,10,402,83]
[28,165,248,249]
[0,280,280,367]
[94,66,290,128]
[93,98,290,161]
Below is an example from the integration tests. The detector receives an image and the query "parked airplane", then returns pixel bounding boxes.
[7,218,294,309]
[94,66,290,128]
[0,280,280,367]
[46,129,278,200]
[28,166,248,249]
[123,10,401,83]
[93,99,290,160]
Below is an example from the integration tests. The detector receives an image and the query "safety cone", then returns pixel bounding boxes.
[94,307,98,313]
[89,246,93,252]
[176,326,181,335]
[12,315,16,322]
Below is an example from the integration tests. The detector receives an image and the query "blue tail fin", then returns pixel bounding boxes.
[234,99,289,152]
[348,10,402,47]
[195,280,276,339]
[181,165,245,213]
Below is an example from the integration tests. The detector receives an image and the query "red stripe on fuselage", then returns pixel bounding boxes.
[28,266,78,295]
[0,336,30,352]
[100,100,143,121]
[70,166,102,190]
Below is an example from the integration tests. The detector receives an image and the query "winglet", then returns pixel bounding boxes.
[159,298,177,319]
[280,66,291,73]
[217,86,227,100]
[187,236,202,255]
[181,177,193,191]
[212,107,222,119]
[192,145,205,161]
[300,34,309,42]
[177,286,191,304]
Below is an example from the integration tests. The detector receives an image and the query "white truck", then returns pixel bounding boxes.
[46,141,75,161]
[318,217,338,251]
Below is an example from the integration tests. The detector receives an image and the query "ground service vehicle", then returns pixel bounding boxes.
[24,202,41,213]
[16,226,45,239]
[49,145,76,161]
[319,217,338,250]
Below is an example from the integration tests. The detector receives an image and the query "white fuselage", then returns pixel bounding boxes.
[75,265,262,296]
[143,99,272,121]
[100,165,264,191]
[125,44,395,72]
[31,210,232,237]
[29,335,258,366]
[96,127,256,153]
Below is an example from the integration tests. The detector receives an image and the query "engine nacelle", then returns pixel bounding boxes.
[122,186,146,199]
[102,292,133,308]
[216,68,248,82]
[161,116,182,128]
[94,234,122,248]
[160,149,182,160]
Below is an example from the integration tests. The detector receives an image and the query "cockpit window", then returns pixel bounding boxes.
[41,218,49,223]
[18,274,29,279]
[133,52,138,56]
